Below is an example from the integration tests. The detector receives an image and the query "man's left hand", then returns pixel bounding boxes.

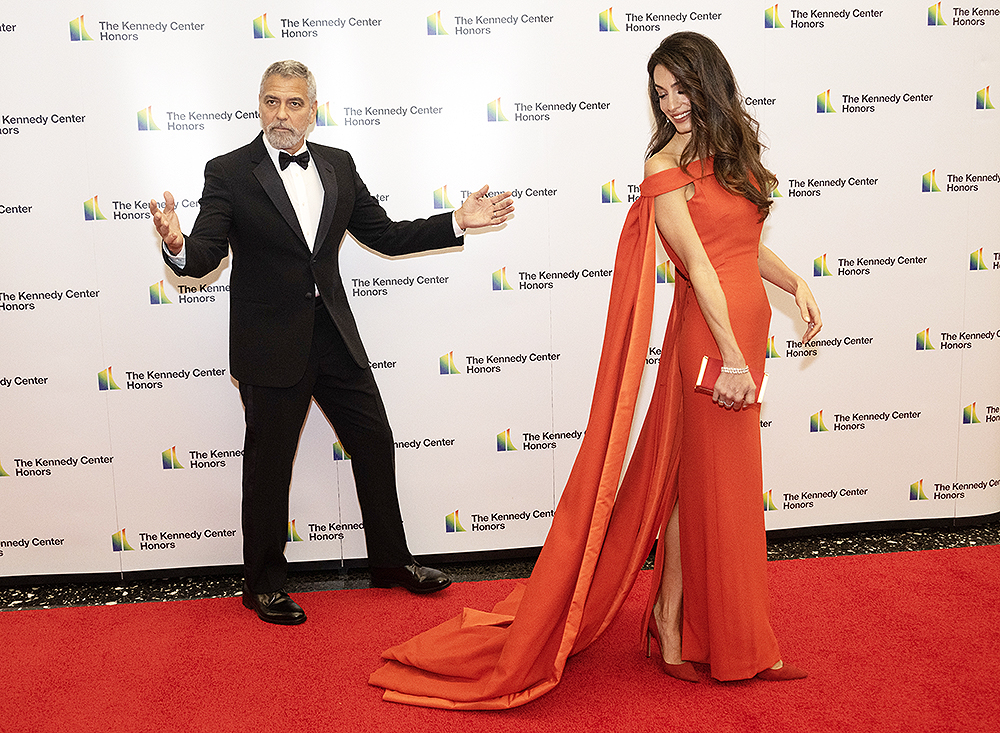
[454,185,514,230]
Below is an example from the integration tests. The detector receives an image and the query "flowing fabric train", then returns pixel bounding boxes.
[369,173,689,709]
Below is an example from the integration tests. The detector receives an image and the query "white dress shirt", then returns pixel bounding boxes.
[263,136,324,250]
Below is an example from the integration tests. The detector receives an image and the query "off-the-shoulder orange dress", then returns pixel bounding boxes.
[654,160,780,681]
[369,161,781,708]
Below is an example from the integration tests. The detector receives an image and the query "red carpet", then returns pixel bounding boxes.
[3,546,998,733]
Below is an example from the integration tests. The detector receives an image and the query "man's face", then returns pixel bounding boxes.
[259,75,316,152]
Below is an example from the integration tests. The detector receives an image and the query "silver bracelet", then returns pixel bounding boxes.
[720,365,750,375]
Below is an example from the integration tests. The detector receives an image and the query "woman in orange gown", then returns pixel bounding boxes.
[369,32,822,708]
[642,32,821,683]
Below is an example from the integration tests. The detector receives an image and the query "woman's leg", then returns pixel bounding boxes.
[653,502,683,664]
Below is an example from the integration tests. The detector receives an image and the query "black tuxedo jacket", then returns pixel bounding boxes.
[164,132,460,387]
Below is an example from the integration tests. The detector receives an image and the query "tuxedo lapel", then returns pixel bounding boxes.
[249,134,308,247]
[309,143,340,257]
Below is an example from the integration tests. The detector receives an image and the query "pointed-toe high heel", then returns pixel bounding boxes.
[755,661,807,681]
[646,615,699,683]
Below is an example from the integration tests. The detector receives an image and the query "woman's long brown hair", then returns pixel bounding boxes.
[646,32,777,221]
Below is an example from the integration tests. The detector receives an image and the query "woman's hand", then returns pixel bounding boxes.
[713,370,757,410]
[758,244,824,344]
[794,280,823,344]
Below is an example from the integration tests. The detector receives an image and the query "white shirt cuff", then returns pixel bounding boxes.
[163,241,186,268]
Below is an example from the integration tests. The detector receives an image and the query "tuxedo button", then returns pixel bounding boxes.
[305,291,313,300]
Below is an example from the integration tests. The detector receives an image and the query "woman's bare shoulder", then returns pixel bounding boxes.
[644,149,682,178]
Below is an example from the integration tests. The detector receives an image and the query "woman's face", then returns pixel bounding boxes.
[653,65,692,135]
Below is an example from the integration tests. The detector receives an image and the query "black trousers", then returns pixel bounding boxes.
[239,304,412,593]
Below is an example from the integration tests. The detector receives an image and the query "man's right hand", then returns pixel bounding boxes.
[149,191,184,255]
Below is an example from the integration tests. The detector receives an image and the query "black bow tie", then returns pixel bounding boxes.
[279,150,310,170]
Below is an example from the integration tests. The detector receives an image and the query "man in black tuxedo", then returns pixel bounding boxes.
[150,60,513,625]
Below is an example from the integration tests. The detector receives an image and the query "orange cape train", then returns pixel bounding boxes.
[369,171,695,709]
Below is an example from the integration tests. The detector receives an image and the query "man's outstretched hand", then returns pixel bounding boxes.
[454,185,514,230]
[149,191,184,255]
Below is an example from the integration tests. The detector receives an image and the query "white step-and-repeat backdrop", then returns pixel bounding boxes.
[1,2,997,580]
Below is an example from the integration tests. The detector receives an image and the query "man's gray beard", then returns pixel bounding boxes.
[263,125,304,150]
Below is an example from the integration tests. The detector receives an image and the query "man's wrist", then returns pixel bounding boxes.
[163,239,186,266]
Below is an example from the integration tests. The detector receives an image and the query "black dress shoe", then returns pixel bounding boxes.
[370,563,452,594]
[241,583,307,625]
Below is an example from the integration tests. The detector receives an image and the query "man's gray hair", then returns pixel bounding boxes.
[260,60,317,104]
